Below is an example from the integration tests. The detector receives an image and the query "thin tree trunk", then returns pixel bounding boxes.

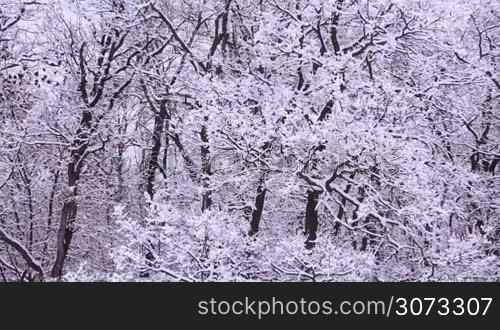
[142,101,169,277]
[162,120,170,180]
[334,171,356,236]
[304,190,320,249]
[41,170,59,266]
[200,119,212,211]
[145,102,167,200]
[248,141,271,235]
[249,177,267,236]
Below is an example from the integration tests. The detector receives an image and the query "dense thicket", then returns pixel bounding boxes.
[0,0,499,282]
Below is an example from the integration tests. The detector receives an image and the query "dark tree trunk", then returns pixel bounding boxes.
[249,181,267,236]
[162,120,170,180]
[200,119,212,212]
[248,142,271,236]
[145,101,167,200]
[142,101,169,277]
[330,0,344,54]
[51,110,92,278]
[51,188,77,278]
[304,190,320,249]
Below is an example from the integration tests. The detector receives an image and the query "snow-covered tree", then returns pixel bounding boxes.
[0,0,498,282]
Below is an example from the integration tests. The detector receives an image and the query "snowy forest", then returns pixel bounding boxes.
[0,0,499,282]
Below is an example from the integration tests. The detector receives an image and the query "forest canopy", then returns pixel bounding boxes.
[0,0,499,282]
